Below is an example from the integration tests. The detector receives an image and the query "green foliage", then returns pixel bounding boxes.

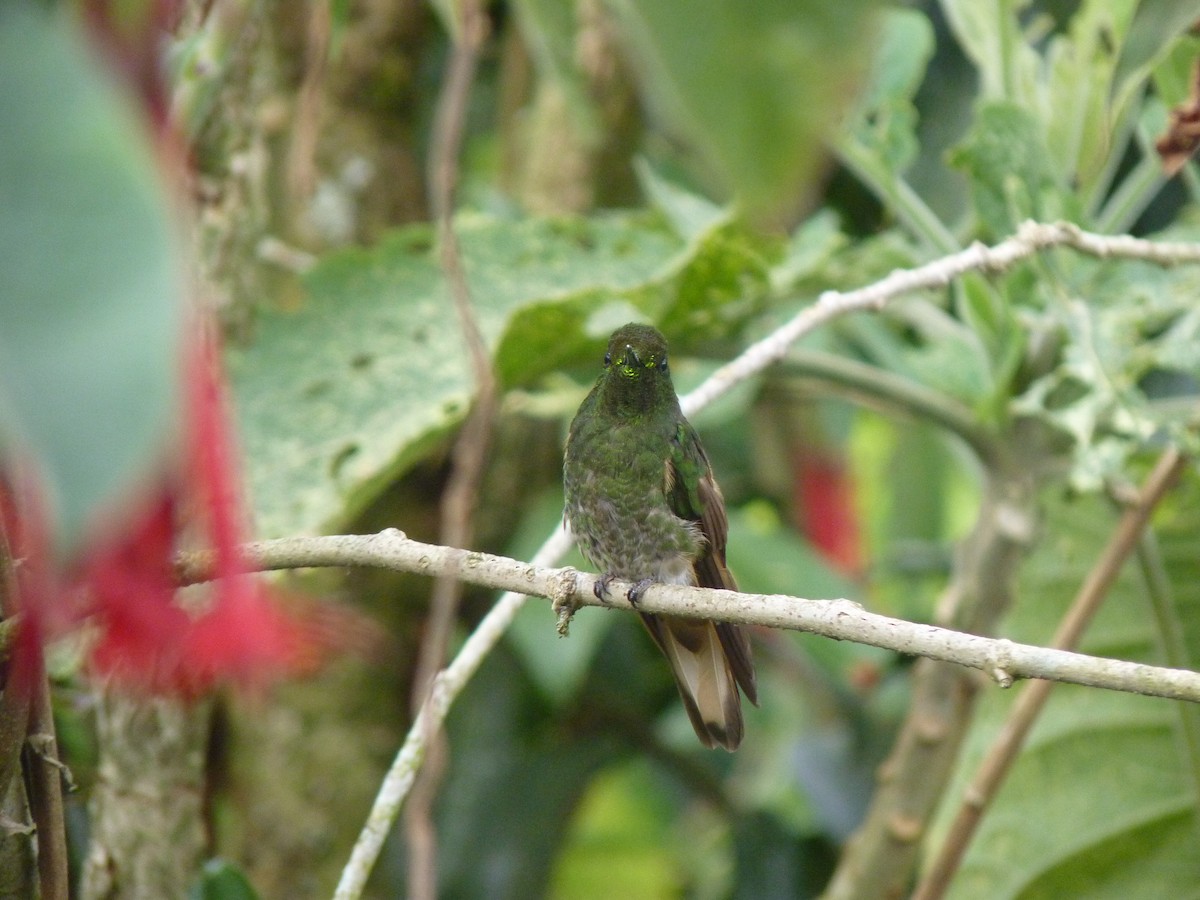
[550,764,684,898]
[231,202,780,539]
[935,487,1200,898]
[850,9,935,176]
[192,859,261,900]
[604,0,878,224]
[0,7,183,550]
[950,102,1076,236]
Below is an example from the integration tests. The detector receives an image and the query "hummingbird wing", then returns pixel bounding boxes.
[639,422,758,750]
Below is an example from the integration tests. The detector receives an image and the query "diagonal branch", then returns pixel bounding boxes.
[679,220,1200,416]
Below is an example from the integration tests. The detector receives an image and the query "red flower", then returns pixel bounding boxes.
[794,451,862,576]
[76,333,331,695]
[0,332,338,698]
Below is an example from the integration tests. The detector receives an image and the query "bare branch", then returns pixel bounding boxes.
[679,220,1200,416]
[176,526,1200,705]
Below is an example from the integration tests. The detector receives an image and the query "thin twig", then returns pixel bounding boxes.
[25,673,68,900]
[679,220,1200,417]
[285,0,331,207]
[911,447,1187,900]
[326,532,572,900]
[176,525,1200,705]
[1134,526,1200,828]
[404,3,493,899]
[0,508,31,833]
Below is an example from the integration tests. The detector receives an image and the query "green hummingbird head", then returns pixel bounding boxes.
[594,323,677,416]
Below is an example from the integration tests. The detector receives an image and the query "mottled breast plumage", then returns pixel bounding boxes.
[564,407,701,583]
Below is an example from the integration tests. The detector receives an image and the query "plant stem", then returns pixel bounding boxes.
[1135,529,1200,818]
[175,526,1200,705]
[835,138,960,255]
[1095,150,1167,235]
[776,350,1001,468]
[406,4,493,899]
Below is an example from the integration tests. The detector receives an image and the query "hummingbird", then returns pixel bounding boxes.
[563,323,757,750]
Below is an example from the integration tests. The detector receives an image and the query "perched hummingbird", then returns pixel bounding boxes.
[563,323,757,750]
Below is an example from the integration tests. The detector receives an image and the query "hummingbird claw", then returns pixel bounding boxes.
[594,573,617,602]
[627,578,655,607]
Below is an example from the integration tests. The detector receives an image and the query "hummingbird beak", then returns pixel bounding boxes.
[621,344,641,368]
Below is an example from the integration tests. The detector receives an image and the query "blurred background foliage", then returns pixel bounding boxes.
[7,0,1200,897]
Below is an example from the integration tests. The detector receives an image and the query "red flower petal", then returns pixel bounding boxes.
[795,451,862,576]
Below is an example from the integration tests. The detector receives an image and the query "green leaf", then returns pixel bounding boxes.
[230,213,692,539]
[1151,34,1200,108]
[605,0,877,224]
[846,8,936,175]
[0,8,184,550]
[956,274,1023,404]
[770,210,846,294]
[1041,2,1129,189]
[931,492,1200,899]
[191,859,260,900]
[551,763,683,897]
[1112,0,1200,109]
[492,216,774,393]
[1011,220,1200,488]
[948,101,1073,237]
[839,298,992,408]
[633,158,728,243]
[939,0,1031,100]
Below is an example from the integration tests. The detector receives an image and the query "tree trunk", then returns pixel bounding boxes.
[79,694,211,900]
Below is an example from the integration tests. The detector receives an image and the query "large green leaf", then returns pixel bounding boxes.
[230,214,678,538]
[230,207,774,539]
[845,7,936,176]
[930,488,1200,899]
[604,0,877,224]
[939,0,1035,101]
[0,8,184,550]
[948,102,1074,237]
[1112,0,1200,110]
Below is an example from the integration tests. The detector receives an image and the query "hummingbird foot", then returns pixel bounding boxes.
[593,572,618,602]
[627,578,656,607]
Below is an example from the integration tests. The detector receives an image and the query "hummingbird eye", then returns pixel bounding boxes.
[658,355,669,372]
[603,351,612,367]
